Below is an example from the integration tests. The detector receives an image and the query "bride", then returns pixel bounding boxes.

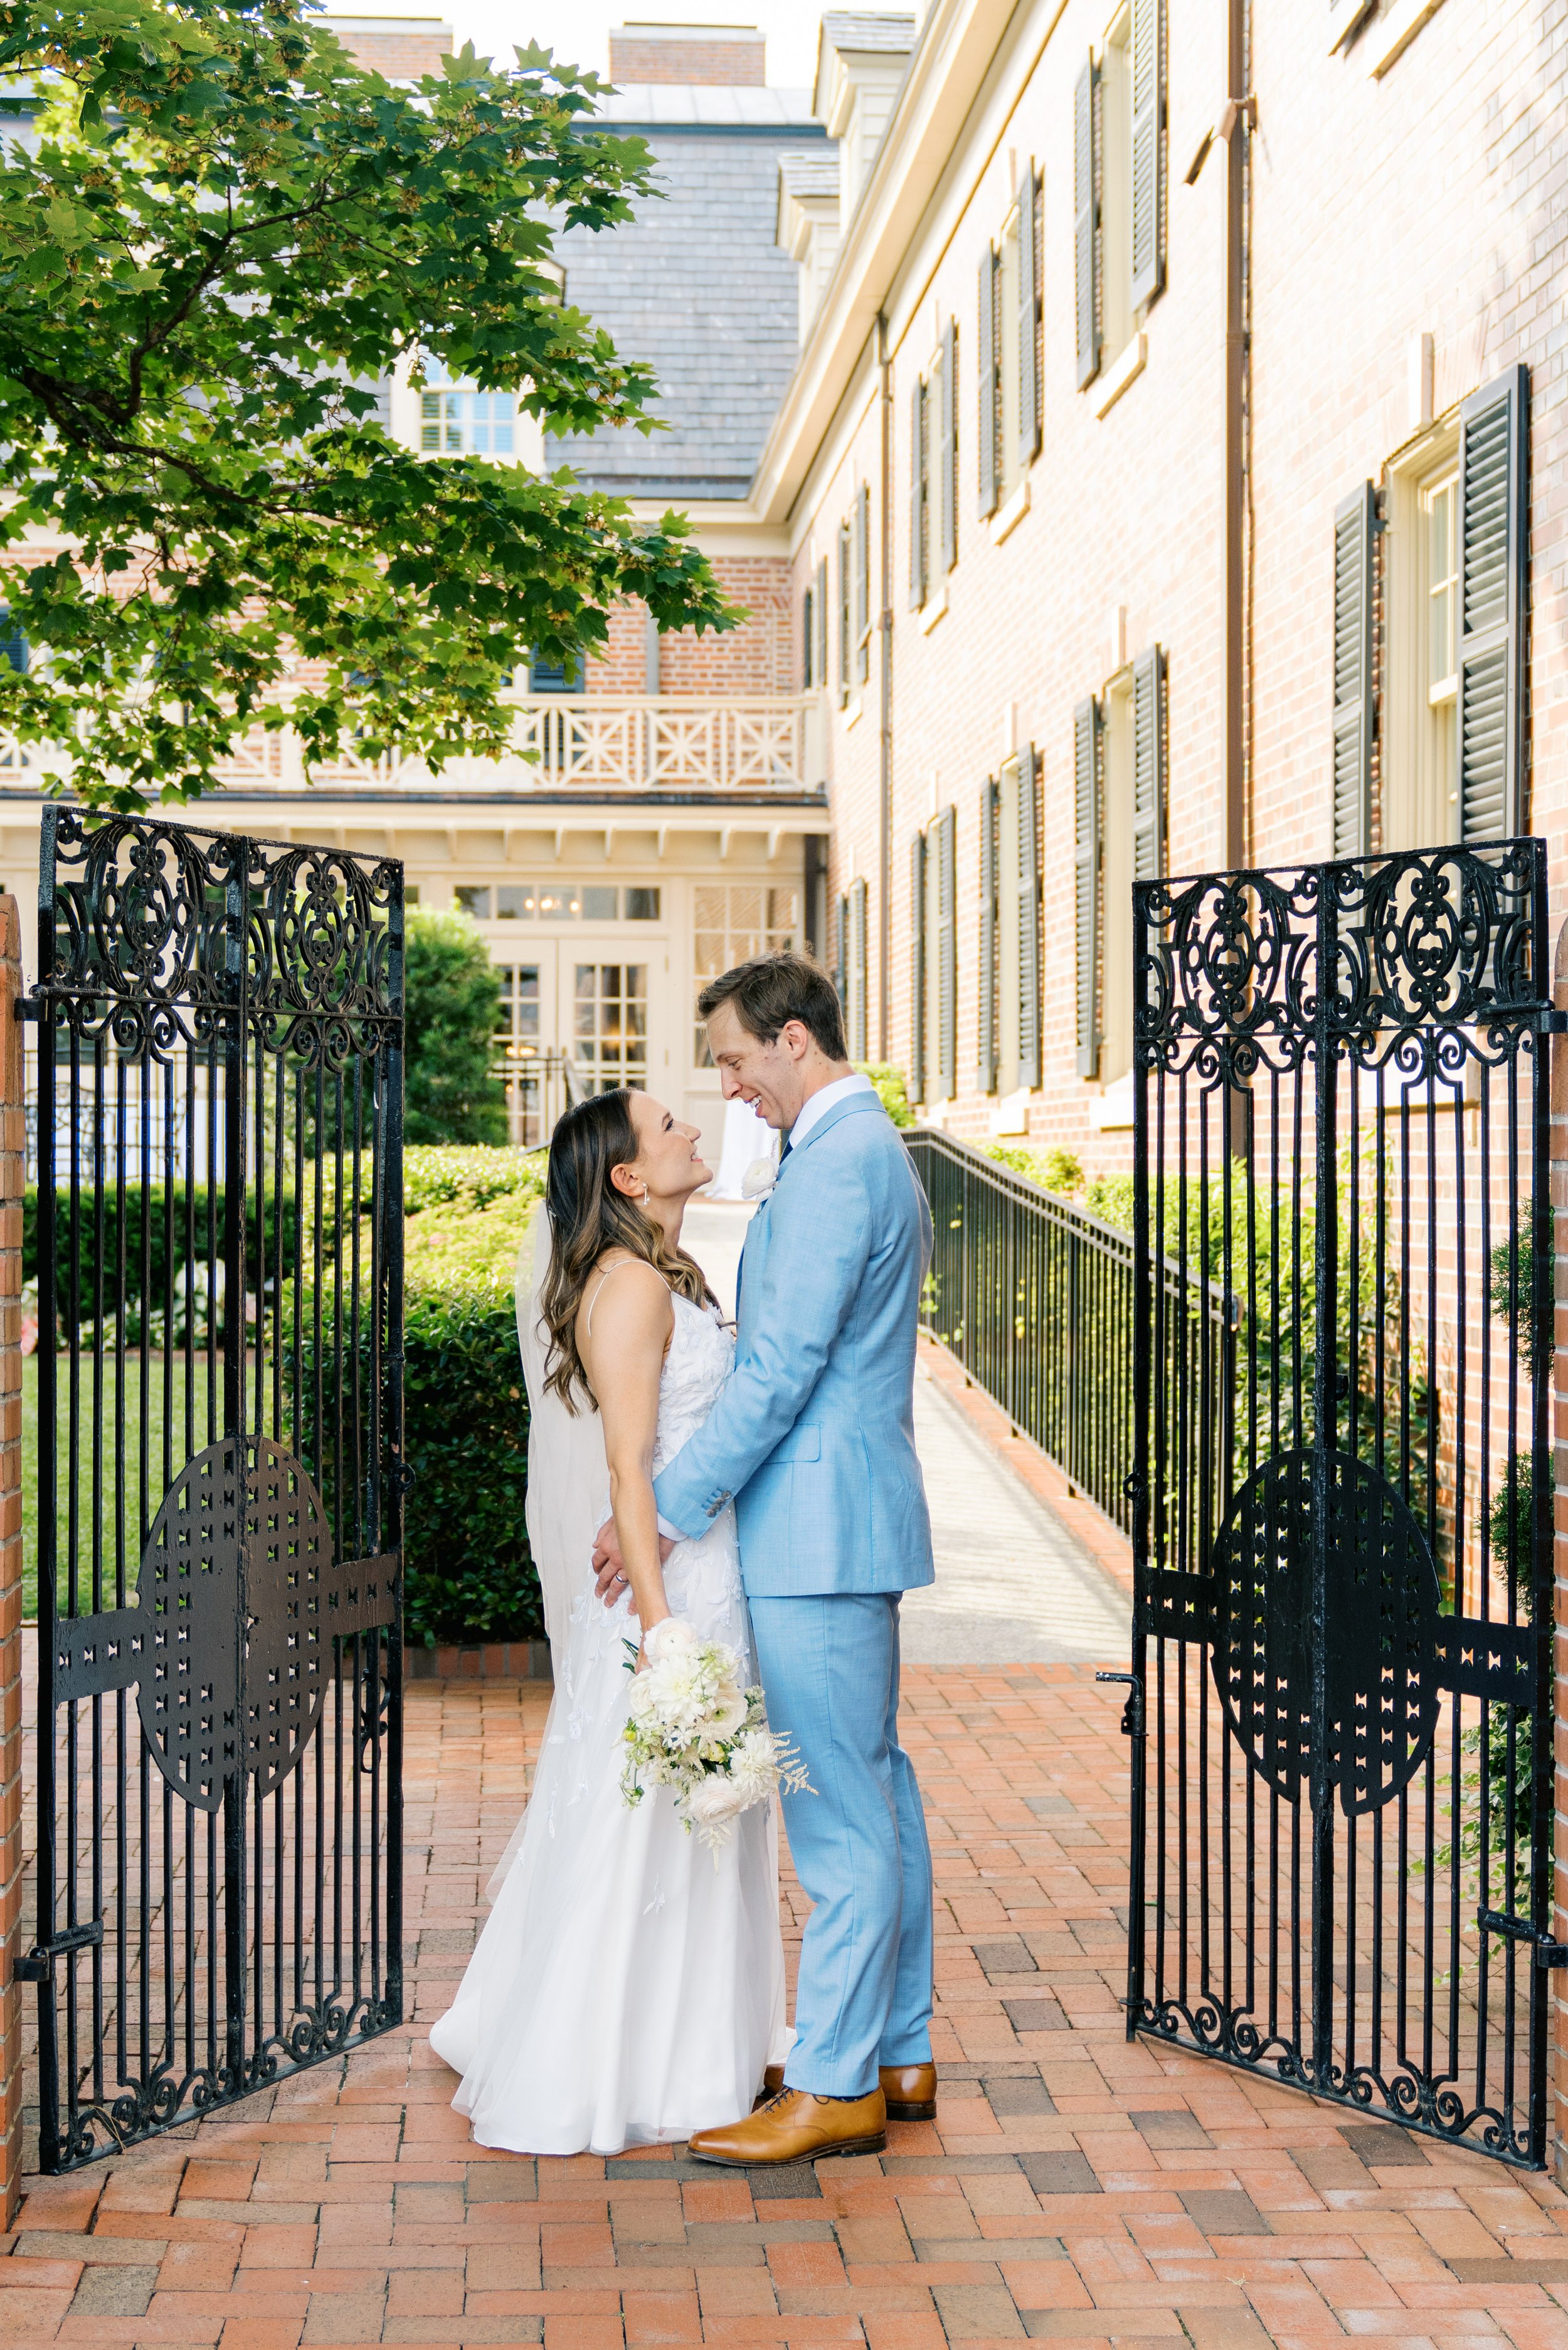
[428,1088,791,2154]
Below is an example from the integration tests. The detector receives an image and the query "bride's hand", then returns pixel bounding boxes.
[594,1518,674,1606]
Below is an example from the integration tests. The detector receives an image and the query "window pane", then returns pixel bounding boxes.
[626,887,660,921]
[581,886,618,921]
[455,886,490,919]
[495,884,532,920]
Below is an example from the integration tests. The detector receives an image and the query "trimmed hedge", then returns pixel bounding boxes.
[399,1269,539,1648]
[292,1172,546,1648]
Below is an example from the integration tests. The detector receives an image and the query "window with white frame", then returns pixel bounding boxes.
[1074,0,1164,396]
[1369,367,1527,856]
[1381,428,1460,852]
[693,884,800,1066]
[419,363,517,458]
[454,882,660,922]
[575,962,647,1089]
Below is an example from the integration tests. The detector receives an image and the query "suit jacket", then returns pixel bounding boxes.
[654,1091,935,1597]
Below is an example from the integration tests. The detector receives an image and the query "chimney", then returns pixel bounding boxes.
[320,13,453,79]
[608,21,766,85]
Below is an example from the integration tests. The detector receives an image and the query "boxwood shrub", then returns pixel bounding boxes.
[292,1171,547,1648]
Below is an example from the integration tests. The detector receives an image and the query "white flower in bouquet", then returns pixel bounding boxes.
[621,1619,812,1851]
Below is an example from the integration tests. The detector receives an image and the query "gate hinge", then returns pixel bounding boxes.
[1096,1670,1144,1740]
[1478,1909,1568,1966]
[14,1920,103,1982]
[1536,1008,1568,1035]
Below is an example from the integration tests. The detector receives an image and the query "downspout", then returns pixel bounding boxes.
[1223,0,1253,871]
[877,309,894,1061]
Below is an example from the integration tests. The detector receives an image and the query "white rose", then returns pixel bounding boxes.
[684,1776,748,1828]
[709,1685,750,1739]
[644,1618,698,1665]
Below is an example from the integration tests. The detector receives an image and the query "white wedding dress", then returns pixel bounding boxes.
[428,1262,791,2154]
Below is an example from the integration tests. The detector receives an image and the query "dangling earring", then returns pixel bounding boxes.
[638,1185,650,1204]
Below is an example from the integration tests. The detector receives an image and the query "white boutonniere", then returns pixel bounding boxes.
[740,1156,778,1202]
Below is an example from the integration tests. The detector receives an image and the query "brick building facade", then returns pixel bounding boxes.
[739,0,1564,1180]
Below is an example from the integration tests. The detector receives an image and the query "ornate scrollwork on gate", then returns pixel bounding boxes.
[1210,1448,1441,1816]
[40,812,400,1071]
[1137,842,1540,1082]
[52,1436,396,1812]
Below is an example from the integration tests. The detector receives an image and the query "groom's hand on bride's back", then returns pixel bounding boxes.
[591,1517,674,1605]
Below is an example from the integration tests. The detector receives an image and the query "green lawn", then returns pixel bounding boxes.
[21,1353,214,1620]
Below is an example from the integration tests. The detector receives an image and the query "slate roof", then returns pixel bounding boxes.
[818,11,917,54]
[551,84,825,502]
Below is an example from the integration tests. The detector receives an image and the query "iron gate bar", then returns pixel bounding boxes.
[1128,839,1554,2167]
[26,807,405,2170]
[904,1126,1235,1537]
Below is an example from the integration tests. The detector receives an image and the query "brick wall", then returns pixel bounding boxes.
[607,27,766,85]
[791,0,1567,1196]
[320,16,452,77]
[0,898,21,2224]
[588,557,795,695]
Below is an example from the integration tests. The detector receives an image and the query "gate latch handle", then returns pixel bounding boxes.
[14,1920,103,1983]
[1096,1670,1144,1740]
[1478,1909,1568,1967]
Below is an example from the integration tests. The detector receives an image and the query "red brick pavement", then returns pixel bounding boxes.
[4,1665,1567,2348]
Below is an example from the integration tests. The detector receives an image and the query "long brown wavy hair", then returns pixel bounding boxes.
[538,1089,717,1412]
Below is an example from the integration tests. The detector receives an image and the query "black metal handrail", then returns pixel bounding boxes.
[904,1126,1233,1538]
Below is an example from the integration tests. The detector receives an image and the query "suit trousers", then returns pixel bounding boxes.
[747,1593,935,2097]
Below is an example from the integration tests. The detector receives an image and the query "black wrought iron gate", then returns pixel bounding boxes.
[25,808,405,2169]
[1127,841,1555,2165]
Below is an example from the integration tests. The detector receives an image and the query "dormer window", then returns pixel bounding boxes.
[418,363,516,458]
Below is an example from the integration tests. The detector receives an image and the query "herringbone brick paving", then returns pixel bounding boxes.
[4,1662,1567,2347]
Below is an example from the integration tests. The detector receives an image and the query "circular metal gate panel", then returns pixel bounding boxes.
[1210,1445,1441,1816]
[138,1435,335,1812]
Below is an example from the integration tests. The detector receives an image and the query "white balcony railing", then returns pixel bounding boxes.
[203,694,822,797]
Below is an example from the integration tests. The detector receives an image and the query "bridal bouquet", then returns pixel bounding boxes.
[621,1619,810,1851]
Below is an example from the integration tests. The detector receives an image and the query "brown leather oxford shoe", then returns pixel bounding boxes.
[879,2062,937,2121]
[758,2063,936,2122]
[689,2087,887,2166]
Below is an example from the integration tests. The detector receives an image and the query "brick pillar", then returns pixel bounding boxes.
[1552,914,1568,2178]
[0,897,22,2221]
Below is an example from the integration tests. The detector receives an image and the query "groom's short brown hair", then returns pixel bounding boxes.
[698,952,849,1062]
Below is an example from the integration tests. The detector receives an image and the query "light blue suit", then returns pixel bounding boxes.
[654,1089,936,2095]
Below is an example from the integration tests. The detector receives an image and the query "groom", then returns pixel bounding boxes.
[592,951,937,2163]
